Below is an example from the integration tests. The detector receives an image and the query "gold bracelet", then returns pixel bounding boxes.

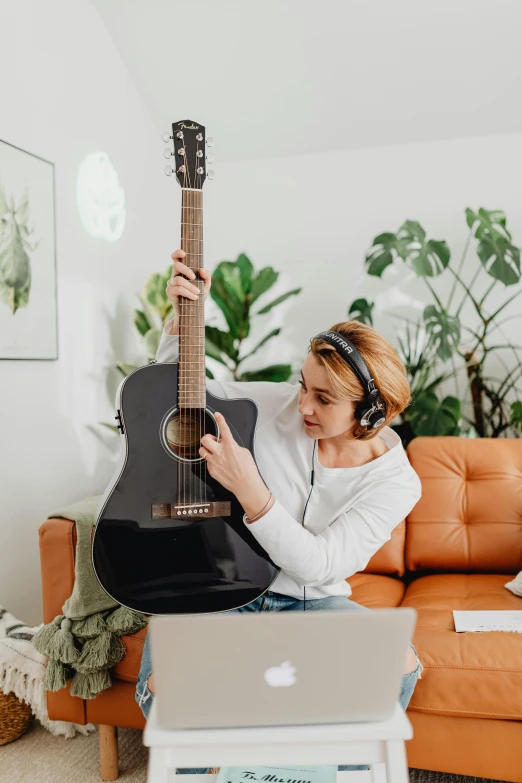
[245,492,274,523]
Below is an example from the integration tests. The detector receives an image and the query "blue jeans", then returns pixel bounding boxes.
[136,591,424,773]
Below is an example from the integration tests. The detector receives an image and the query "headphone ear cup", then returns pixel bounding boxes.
[355,400,371,426]
[355,399,386,428]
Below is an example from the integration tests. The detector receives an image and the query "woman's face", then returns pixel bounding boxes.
[297,354,357,439]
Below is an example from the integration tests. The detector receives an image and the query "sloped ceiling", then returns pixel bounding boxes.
[91,0,522,162]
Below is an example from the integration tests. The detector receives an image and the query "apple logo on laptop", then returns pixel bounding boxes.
[264,660,297,687]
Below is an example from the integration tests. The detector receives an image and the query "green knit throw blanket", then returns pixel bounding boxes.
[32,495,148,699]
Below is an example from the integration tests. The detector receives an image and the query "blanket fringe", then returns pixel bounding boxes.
[0,661,96,739]
[76,630,125,673]
[70,669,112,699]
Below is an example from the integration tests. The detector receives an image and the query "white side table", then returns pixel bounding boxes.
[143,701,412,783]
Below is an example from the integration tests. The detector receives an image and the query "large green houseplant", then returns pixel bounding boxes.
[102,252,301,433]
[349,208,522,444]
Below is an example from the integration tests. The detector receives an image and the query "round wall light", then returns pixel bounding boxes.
[77,152,126,241]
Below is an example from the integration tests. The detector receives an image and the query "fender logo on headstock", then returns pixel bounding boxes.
[177,122,199,130]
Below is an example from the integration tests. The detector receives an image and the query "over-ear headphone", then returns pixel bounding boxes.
[311,330,387,429]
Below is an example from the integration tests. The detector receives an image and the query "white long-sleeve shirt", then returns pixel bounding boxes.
[156,319,422,600]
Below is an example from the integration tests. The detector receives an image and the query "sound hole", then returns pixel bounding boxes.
[164,408,218,462]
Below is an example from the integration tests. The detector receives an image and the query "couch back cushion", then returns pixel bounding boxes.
[405,436,522,572]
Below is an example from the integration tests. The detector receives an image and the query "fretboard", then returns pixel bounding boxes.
[178,189,205,408]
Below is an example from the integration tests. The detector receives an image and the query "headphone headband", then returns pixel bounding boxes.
[311,330,386,429]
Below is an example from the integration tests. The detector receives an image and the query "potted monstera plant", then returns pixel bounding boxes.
[348,208,522,445]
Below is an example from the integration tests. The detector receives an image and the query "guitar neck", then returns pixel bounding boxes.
[179,188,205,409]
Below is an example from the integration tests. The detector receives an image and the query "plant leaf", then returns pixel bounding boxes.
[0,209,32,313]
[205,325,235,365]
[409,391,461,436]
[100,422,122,435]
[238,364,292,382]
[396,220,451,277]
[348,297,374,326]
[423,304,461,361]
[250,266,279,304]
[134,308,152,337]
[210,262,246,339]
[510,400,522,432]
[256,288,301,315]
[236,253,254,296]
[239,328,281,363]
[143,327,162,359]
[364,232,399,277]
[465,208,520,286]
[115,362,141,376]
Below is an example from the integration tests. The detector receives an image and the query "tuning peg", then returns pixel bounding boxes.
[163,148,172,159]
[207,169,215,180]
[206,137,214,147]
[162,131,172,143]
[206,154,215,164]
[164,165,174,177]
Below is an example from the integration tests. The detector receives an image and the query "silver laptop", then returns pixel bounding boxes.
[149,607,417,730]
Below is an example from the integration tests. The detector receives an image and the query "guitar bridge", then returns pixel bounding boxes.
[151,501,231,519]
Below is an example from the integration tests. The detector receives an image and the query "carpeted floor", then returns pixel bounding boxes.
[0,719,506,783]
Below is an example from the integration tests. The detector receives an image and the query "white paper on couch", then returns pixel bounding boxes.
[453,610,522,632]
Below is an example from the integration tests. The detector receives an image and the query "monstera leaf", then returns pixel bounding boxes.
[365,233,407,277]
[365,222,450,278]
[348,297,374,326]
[423,304,461,361]
[395,221,451,277]
[466,208,521,286]
[408,391,461,436]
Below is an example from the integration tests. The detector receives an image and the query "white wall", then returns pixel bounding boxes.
[0,0,177,625]
[209,133,522,424]
[2,0,522,625]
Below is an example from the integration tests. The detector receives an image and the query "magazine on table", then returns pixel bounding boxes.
[216,765,338,783]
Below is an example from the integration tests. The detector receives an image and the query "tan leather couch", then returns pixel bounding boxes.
[38,437,522,781]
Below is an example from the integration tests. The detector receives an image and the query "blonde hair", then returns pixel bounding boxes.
[309,321,411,441]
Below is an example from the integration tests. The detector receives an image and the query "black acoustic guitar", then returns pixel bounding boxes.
[92,119,280,615]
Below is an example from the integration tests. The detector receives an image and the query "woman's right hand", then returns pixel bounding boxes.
[166,249,212,315]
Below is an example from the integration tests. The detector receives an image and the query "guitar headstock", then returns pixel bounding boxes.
[163,119,214,188]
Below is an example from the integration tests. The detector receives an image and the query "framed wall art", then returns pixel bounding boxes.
[0,139,57,360]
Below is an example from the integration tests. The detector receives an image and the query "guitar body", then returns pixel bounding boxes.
[92,361,280,615]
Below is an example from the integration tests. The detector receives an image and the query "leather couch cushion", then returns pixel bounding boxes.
[113,624,148,683]
[402,573,522,719]
[406,437,522,573]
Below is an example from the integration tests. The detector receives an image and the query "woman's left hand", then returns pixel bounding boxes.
[199,412,262,497]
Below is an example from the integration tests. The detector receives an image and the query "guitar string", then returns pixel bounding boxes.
[179,143,207,512]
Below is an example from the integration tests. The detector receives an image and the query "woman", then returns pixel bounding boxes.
[136,249,424,773]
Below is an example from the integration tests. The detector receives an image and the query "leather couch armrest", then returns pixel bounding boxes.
[39,517,77,624]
